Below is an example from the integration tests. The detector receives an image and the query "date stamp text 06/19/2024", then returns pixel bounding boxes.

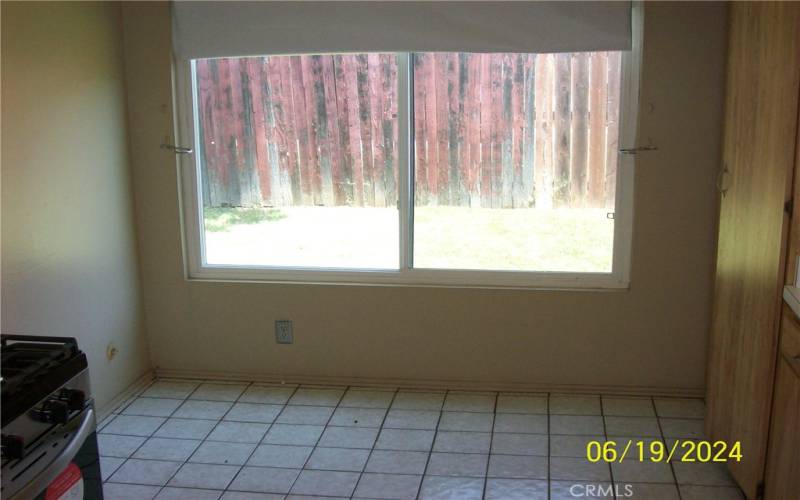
[586,440,743,463]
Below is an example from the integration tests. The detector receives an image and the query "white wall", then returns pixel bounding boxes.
[1,1,151,410]
[122,1,728,394]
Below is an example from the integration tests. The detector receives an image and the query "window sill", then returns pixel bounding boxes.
[186,265,630,291]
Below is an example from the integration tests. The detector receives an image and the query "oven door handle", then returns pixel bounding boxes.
[13,407,95,500]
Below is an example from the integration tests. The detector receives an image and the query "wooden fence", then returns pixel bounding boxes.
[196,52,621,210]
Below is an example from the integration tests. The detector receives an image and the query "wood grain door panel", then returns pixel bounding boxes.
[706,3,800,498]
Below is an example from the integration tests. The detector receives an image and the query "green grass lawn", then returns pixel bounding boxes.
[203,207,286,232]
[203,205,614,272]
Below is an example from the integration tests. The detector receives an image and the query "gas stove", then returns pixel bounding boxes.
[1,335,102,499]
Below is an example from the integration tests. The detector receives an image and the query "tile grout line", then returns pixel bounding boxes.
[480,392,499,500]
[415,388,448,500]
[350,387,400,499]
[227,384,300,495]
[224,382,301,496]
[283,384,349,497]
[157,380,254,497]
[100,427,612,445]
[652,396,683,500]
[105,460,713,485]
[104,378,192,495]
[97,380,153,485]
[104,443,561,459]
[599,394,616,500]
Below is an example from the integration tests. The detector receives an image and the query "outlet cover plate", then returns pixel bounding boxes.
[275,320,293,344]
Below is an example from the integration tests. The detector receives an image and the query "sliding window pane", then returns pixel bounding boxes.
[194,54,399,269]
[412,52,620,272]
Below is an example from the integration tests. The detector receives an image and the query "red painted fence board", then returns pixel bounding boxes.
[195,52,621,209]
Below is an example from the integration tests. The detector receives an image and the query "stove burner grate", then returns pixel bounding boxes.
[1,336,79,400]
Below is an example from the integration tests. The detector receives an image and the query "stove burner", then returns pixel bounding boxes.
[1,336,78,398]
[0,336,86,428]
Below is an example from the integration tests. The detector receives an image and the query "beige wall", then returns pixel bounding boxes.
[1,2,151,409]
[123,2,727,394]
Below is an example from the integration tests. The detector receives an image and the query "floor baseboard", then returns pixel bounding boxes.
[154,368,705,398]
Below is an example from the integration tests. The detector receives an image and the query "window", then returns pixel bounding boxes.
[173,8,640,289]
[194,54,400,270]
[411,52,621,274]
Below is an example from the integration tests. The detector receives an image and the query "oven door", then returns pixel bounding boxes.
[7,407,103,500]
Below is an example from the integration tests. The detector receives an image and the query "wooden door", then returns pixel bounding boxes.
[706,3,800,498]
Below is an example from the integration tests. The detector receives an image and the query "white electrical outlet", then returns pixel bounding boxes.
[275,320,293,344]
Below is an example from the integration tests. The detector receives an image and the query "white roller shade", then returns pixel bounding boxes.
[172,1,632,59]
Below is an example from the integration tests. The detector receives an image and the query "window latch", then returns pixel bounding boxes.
[620,136,659,155]
[160,143,194,155]
[619,145,658,155]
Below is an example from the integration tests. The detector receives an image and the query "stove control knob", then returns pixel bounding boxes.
[1,435,25,460]
[31,400,69,424]
[45,400,69,424]
[58,389,86,411]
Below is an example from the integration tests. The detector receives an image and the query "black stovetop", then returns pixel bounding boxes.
[1,335,87,426]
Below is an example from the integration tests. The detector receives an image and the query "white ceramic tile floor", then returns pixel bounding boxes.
[99,379,744,499]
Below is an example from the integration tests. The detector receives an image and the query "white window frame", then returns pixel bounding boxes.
[173,7,642,290]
